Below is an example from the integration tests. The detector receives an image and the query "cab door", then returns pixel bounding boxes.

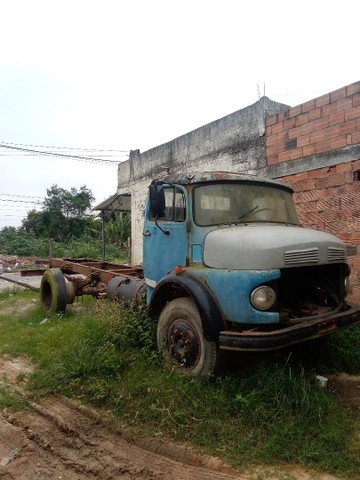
[143,185,187,295]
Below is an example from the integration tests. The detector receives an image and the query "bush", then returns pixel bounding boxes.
[0,227,128,262]
[0,227,49,257]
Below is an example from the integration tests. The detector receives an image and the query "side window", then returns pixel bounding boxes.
[150,187,186,222]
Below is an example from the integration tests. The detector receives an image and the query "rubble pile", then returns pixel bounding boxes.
[0,255,48,272]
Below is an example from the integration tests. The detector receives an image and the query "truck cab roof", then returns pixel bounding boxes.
[162,171,293,192]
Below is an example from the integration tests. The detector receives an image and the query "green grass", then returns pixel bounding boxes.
[0,385,29,412]
[0,289,360,478]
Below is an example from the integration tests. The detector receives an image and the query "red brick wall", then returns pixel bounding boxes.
[266,81,360,165]
[265,81,360,303]
[279,161,360,303]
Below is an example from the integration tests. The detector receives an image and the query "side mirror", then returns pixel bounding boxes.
[149,181,165,218]
[149,185,158,217]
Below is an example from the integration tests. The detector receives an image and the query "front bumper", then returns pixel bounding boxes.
[219,304,360,352]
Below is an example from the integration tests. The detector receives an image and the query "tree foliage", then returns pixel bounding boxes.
[102,212,131,248]
[43,185,94,219]
[22,184,95,241]
[0,185,131,261]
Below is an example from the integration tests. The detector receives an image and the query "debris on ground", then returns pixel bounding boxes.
[0,254,48,272]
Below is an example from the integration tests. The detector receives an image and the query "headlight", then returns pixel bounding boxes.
[251,286,276,311]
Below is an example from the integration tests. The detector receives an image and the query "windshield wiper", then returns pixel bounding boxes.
[238,205,259,221]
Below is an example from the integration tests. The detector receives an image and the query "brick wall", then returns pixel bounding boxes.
[280,161,360,303]
[265,81,360,303]
[266,82,360,165]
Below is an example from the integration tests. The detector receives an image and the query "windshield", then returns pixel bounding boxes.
[193,182,299,226]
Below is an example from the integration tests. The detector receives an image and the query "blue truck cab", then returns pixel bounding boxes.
[143,171,360,376]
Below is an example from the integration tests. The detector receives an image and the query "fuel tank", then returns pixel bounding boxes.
[106,275,146,305]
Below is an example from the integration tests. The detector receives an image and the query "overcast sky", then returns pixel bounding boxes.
[0,0,359,227]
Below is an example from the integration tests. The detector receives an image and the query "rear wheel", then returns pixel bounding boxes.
[157,297,218,377]
[40,268,67,314]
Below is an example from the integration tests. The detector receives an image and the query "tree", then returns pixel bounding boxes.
[22,210,46,237]
[22,184,95,241]
[44,185,94,219]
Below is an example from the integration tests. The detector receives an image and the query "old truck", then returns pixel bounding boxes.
[40,171,360,376]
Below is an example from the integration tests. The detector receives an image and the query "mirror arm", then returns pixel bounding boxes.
[155,217,170,235]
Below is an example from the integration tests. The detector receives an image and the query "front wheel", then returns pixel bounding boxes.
[157,297,219,377]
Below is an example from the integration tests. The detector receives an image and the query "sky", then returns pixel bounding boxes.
[0,0,359,228]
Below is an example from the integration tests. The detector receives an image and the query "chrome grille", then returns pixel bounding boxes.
[284,248,319,265]
[328,247,346,262]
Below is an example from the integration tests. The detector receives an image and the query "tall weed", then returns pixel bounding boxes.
[31,300,157,403]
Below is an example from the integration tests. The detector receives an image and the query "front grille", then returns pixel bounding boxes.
[284,248,319,265]
[279,263,345,322]
[328,247,346,262]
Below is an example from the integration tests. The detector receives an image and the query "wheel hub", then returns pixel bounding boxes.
[168,320,200,367]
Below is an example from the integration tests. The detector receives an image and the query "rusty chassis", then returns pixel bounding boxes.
[48,258,143,282]
[45,258,144,299]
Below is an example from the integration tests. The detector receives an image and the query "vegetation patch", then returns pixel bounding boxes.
[0,290,359,478]
[0,385,28,412]
[0,183,130,262]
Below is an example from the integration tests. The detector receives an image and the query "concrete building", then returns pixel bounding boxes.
[101,81,360,303]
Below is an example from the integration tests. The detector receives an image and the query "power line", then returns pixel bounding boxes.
[0,153,127,159]
[0,208,40,212]
[0,143,129,165]
[0,193,44,200]
[0,144,120,164]
[2,141,129,152]
[0,151,129,158]
[0,198,42,205]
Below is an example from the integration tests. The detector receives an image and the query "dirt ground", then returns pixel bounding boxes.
[0,357,358,480]
[0,357,244,480]
[0,254,45,293]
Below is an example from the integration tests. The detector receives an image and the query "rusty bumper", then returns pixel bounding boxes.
[219,304,360,352]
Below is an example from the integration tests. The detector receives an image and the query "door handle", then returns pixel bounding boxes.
[143,231,151,237]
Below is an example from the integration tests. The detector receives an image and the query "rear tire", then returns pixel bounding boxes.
[40,268,67,314]
[157,297,218,377]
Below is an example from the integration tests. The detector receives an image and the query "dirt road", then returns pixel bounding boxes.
[0,357,249,480]
[0,357,350,480]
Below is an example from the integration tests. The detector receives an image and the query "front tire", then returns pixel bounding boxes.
[40,268,67,314]
[157,297,218,377]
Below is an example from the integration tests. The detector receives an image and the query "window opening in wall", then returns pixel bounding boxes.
[354,170,360,182]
